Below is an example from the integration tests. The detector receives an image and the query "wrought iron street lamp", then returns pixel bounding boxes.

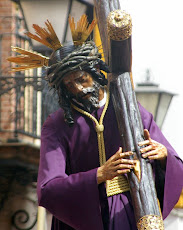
[135,69,176,129]
[15,0,93,51]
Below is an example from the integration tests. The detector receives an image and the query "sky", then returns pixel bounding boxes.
[119,0,183,157]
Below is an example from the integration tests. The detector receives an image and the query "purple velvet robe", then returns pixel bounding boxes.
[37,100,183,230]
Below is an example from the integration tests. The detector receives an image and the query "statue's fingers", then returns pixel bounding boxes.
[141,149,157,158]
[120,151,134,158]
[115,163,135,171]
[140,145,153,153]
[138,139,150,146]
[116,169,131,175]
[110,147,123,161]
[113,158,135,166]
[148,154,160,160]
[144,129,151,140]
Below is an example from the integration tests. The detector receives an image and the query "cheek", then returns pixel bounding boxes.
[66,86,79,96]
[84,77,94,87]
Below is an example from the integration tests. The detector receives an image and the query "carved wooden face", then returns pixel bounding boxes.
[62,70,103,111]
[62,70,94,99]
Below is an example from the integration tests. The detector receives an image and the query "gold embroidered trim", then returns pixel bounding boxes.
[106,175,130,197]
[137,215,164,230]
[107,10,132,41]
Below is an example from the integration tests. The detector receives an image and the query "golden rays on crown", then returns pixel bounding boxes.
[69,14,97,45]
[25,20,62,51]
[7,14,96,72]
[7,47,49,72]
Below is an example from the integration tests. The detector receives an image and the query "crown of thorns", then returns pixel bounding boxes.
[7,14,109,86]
[45,41,109,89]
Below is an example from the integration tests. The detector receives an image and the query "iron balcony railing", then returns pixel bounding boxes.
[0,75,60,140]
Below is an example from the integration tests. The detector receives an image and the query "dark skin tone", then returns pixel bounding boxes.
[62,70,168,185]
[63,70,104,101]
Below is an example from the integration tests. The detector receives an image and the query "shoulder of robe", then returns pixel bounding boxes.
[42,108,65,130]
[138,102,154,127]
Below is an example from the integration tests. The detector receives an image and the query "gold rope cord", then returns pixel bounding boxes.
[72,87,130,196]
[137,215,164,230]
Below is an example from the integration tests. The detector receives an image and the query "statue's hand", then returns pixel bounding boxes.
[138,129,167,168]
[97,147,136,184]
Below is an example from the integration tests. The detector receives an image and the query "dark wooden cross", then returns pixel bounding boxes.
[94,0,164,229]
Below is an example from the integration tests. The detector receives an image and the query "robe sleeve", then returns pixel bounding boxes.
[37,114,104,230]
[139,104,183,219]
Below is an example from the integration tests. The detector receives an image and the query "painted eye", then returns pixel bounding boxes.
[78,75,87,83]
[78,78,85,83]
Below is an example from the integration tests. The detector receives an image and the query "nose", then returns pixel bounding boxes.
[75,82,83,92]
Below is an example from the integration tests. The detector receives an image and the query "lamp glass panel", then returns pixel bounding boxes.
[21,0,70,46]
[65,0,87,42]
[156,93,173,128]
[136,93,159,118]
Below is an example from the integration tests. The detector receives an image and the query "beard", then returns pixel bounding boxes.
[72,81,102,113]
